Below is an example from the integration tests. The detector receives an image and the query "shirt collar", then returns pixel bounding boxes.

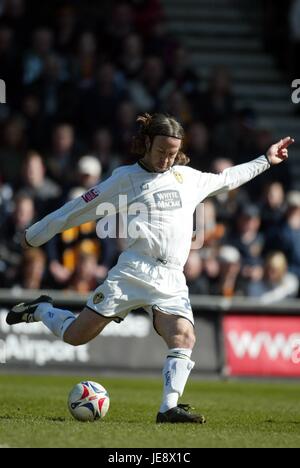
[137,160,172,174]
[138,159,153,173]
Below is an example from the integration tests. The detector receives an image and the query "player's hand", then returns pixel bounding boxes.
[266,136,295,165]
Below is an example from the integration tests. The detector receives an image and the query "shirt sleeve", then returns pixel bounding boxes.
[196,155,271,202]
[25,167,126,247]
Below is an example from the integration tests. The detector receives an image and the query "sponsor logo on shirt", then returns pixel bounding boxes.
[153,190,182,210]
[82,188,100,203]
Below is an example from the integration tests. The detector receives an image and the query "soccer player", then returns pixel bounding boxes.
[6,113,294,423]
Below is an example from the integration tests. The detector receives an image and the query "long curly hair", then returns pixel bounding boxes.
[131,113,190,166]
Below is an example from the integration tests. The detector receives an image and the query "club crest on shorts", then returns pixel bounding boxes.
[93,292,105,304]
[173,171,183,184]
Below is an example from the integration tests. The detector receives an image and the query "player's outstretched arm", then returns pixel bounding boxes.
[24,166,127,248]
[198,136,295,200]
[23,193,102,248]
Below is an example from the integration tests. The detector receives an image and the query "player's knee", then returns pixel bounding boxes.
[174,330,196,349]
[63,332,88,347]
[185,331,196,349]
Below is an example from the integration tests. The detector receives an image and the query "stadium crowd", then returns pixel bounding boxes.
[0,0,299,302]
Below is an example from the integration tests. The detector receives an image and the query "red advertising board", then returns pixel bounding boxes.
[223,316,300,377]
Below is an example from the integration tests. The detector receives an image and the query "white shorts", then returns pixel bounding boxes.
[86,252,194,325]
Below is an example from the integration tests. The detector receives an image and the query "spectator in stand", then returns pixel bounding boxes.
[202,200,226,248]
[195,65,235,130]
[133,0,163,38]
[1,0,29,46]
[0,116,27,184]
[265,191,300,280]
[53,3,81,55]
[20,93,46,149]
[201,247,221,293]
[145,18,179,64]
[91,127,121,179]
[118,33,144,79]
[104,2,135,58]
[210,158,250,227]
[21,150,62,216]
[114,99,138,160]
[66,251,99,293]
[76,155,102,190]
[246,251,299,303]
[213,107,257,165]
[163,89,193,127]
[128,55,170,112]
[210,245,243,297]
[184,250,209,295]
[185,121,211,171]
[0,192,36,286]
[259,181,286,232]
[167,45,200,105]
[226,204,265,270]
[26,53,75,124]
[46,123,80,187]
[16,247,47,290]
[23,27,54,85]
[212,158,232,173]
[78,61,128,136]
[0,176,13,225]
[72,31,99,90]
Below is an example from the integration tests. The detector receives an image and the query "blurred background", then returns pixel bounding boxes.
[1,0,300,376]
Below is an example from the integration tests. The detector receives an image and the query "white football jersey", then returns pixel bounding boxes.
[26,156,270,269]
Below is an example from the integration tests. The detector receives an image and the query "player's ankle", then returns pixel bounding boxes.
[34,302,54,321]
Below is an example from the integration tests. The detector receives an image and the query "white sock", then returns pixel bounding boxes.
[159,348,195,414]
[34,303,76,340]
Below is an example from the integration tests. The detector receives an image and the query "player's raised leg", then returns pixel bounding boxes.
[153,309,206,424]
[6,296,113,344]
[63,308,113,345]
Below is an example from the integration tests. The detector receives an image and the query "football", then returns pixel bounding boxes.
[68,381,110,422]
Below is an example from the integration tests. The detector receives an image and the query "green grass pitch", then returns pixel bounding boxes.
[0,375,300,448]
